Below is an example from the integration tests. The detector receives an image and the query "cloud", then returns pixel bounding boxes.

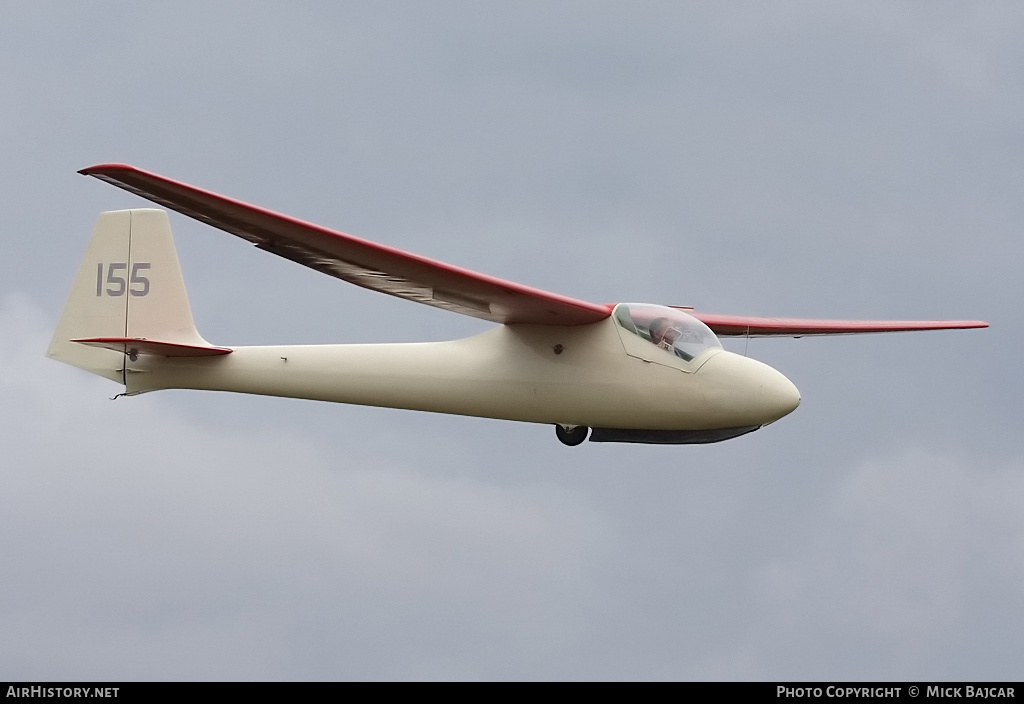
[6,288,1021,680]
[0,294,616,680]
[2,3,1020,680]
[753,449,1024,679]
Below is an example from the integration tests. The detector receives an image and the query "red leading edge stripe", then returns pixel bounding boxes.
[78,164,613,326]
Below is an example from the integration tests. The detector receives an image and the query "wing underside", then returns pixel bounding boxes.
[79,164,987,336]
[78,164,611,326]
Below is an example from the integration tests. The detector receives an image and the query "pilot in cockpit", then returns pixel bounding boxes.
[649,317,676,349]
[649,317,696,360]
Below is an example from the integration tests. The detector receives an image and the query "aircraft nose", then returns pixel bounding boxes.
[756,363,801,421]
[698,351,801,425]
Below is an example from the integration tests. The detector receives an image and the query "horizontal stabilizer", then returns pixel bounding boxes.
[73,337,232,357]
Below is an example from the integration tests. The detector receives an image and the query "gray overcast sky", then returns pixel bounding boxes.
[2,2,1021,681]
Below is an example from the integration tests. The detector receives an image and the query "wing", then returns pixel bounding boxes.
[687,311,989,337]
[78,164,612,326]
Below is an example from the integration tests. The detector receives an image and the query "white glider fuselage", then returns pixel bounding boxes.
[124,317,800,434]
[47,208,799,444]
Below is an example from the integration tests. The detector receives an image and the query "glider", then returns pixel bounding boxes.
[49,165,988,445]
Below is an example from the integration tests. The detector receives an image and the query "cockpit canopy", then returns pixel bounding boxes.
[613,303,722,362]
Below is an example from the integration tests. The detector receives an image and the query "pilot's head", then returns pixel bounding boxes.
[649,317,678,346]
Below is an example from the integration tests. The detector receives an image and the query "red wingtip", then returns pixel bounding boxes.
[78,163,138,176]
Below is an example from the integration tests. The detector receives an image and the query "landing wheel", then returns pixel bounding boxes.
[555,424,589,446]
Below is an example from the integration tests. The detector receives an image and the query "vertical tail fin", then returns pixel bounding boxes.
[48,209,228,383]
